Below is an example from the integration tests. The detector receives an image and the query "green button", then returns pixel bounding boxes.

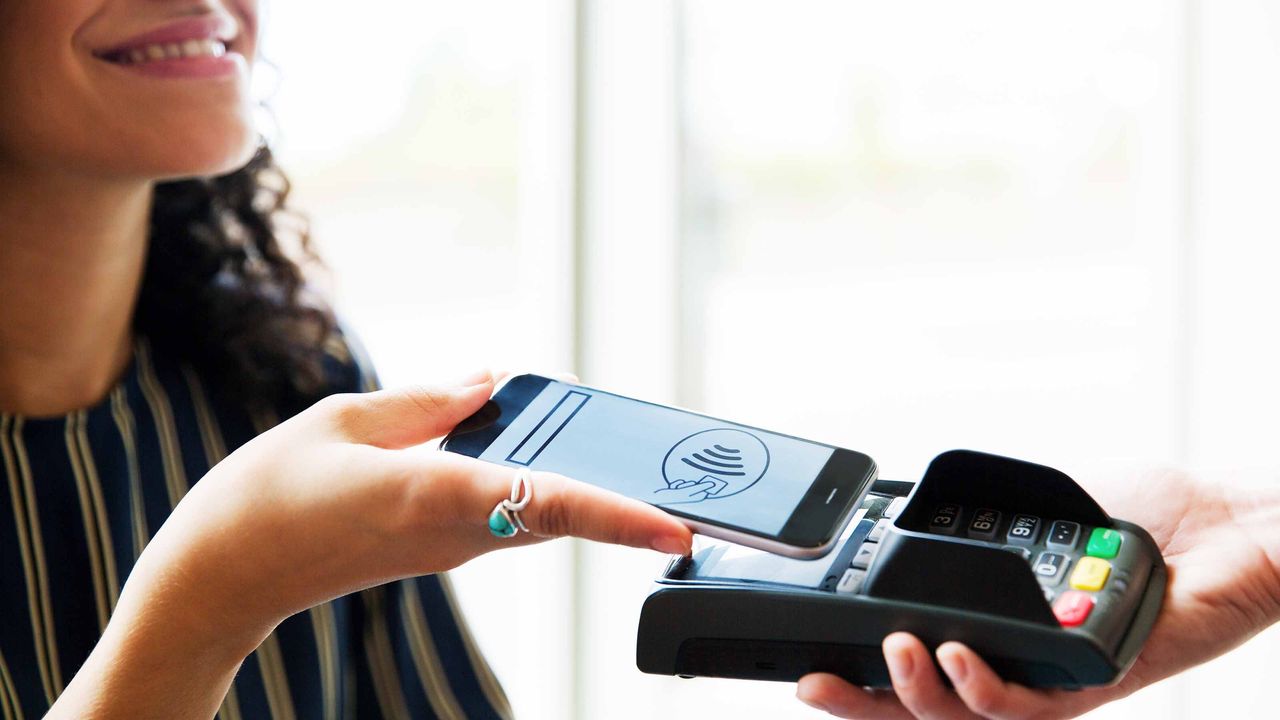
[1086,528,1121,558]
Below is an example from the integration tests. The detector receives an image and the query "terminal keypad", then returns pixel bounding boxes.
[837,499,1133,631]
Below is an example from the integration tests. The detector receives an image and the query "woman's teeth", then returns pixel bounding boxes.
[117,39,227,65]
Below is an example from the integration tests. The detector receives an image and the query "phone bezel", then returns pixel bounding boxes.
[440,374,878,558]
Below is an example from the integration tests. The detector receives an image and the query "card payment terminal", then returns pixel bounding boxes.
[635,450,1166,689]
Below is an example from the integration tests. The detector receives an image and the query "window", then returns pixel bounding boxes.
[679,0,1182,484]
[266,1,577,716]
[269,1,1280,717]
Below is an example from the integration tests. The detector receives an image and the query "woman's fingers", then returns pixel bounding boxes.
[936,642,1063,720]
[525,471,692,553]
[323,373,496,449]
[431,453,693,555]
[325,369,580,451]
[882,633,976,720]
[796,673,915,718]
[491,369,577,384]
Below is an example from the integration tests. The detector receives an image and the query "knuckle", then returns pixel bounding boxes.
[404,384,450,417]
[963,685,1003,716]
[390,456,458,533]
[398,468,440,531]
[895,692,928,717]
[894,684,944,718]
[315,392,363,425]
[536,496,572,538]
[531,480,573,538]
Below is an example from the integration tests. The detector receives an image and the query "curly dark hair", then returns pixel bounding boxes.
[136,146,337,412]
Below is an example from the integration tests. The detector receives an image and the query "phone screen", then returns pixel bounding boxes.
[473,378,839,537]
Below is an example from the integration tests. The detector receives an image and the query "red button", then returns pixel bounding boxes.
[1053,590,1095,627]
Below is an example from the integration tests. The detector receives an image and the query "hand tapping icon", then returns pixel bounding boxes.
[657,428,770,505]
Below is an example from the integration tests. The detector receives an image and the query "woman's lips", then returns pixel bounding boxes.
[92,15,245,80]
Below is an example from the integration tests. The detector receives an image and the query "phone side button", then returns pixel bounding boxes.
[837,568,867,594]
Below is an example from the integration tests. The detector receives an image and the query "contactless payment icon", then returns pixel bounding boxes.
[657,428,770,505]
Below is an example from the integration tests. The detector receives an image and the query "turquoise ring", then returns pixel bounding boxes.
[489,468,533,538]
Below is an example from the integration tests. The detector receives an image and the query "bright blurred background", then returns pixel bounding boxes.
[263,1,1280,717]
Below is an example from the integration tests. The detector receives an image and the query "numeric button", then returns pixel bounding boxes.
[883,496,908,519]
[1033,552,1070,585]
[837,568,867,594]
[928,504,962,535]
[967,508,1001,541]
[1002,546,1031,561]
[867,518,890,543]
[1046,521,1080,551]
[851,543,880,570]
[1006,514,1041,546]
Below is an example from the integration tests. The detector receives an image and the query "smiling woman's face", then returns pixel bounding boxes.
[0,0,259,182]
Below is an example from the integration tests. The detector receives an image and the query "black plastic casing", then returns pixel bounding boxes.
[635,450,1168,689]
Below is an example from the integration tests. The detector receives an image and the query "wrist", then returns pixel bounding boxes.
[122,524,275,664]
[126,475,284,661]
[49,536,268,719]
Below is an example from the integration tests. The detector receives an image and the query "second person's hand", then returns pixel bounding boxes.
[795,469,1280,719]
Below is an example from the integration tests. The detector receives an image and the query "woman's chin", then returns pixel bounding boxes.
[145,135,261,182]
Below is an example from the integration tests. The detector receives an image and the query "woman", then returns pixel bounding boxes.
[0,1,691,718]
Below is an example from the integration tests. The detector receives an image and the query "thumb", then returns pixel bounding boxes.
[325,370,496,449]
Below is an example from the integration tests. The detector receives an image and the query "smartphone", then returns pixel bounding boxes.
[440,374,878,558]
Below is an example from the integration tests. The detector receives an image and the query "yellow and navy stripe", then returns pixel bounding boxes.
[0,334,510,719]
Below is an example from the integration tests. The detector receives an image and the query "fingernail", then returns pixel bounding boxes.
[651,536,691,556]
[938,645,969,683]
[457,369,492,387]
[884,638,915,681]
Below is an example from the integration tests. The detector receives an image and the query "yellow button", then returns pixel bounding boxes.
[1069,556,1111,592]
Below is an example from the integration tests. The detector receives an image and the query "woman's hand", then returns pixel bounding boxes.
[796,469,1280,719]
[155,370,691,639]
[51,371,692,719]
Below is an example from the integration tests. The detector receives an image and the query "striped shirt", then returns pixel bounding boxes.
[0,336,511,719]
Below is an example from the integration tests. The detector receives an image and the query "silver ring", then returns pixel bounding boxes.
[488,468,534,538]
